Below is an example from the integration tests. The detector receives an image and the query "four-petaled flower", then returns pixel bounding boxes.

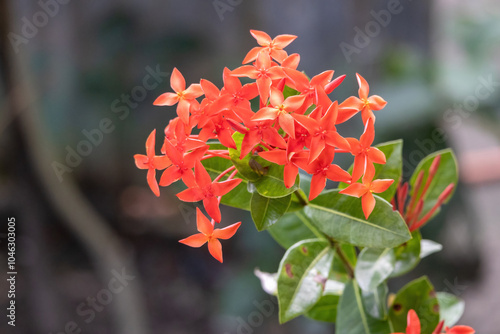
[176,161,241,222]
[339,167,393,219]
[242,30,297,64]
[154,67,204,124]
[179,208,241,263]
[346,118,386,182]
[251,87,306,138]
[339,73,387,124]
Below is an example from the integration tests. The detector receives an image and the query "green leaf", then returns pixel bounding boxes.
[277,239,335,323]
[267,211,318,248]
[410,149,458,218]
[254,162,299,198]
[228,132,263,182]
[306,294,340,323]
[283,84,301,99]
[437,292,465,327]
[420,239,443,258]
[201,154,252,210]
[304,190,411,248]
[390,230,421,277]
[389,276,440,334]
[251,192,292,231]
[306,274,347,323]
[355,248,395,292]
[340,140,403,202]
[362,282,389,320]
[336,280,391,334]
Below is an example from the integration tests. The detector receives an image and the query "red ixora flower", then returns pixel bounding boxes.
[391,309,475,334]
[153,67,204,124]
[339,73,387,124]
[179,208,241,263]
[134,129,171,197]
[339,167,393,219]
[242,30,297,64]
[176,161,241,223]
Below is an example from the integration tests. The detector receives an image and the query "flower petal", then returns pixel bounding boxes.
[361,192,376,219]
[194,160,213,188]
[184,83,204,99]
[171,67,186,93]
[356,73,369,100]
[250,30,272,46]
[153,155,172,170]
[360,118,375,148]
[368,95,387,111]
[134,154,149,169]
[371,179,394,194]
[147,169,160,197]
[242,46,262,64]
[309,173,327,201]
[208,238,223,263]
[213,221,242,240]
[278,113,296,139]
[273,34,297,48]
[406,309,421,334]
[213,179,242,197]
[196,207,214,235]
[203,196,221,223]
[339,183,368,198]
[153,92,179,106]
[176,187,205,202]
[145,129,156,158]
[179,233,207,248]
[159,166,183,187]
[326,164,351,183]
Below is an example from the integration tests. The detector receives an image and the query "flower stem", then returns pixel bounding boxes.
[213,165,237,182]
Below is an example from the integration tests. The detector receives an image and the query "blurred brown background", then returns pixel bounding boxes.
[1,0,500,333]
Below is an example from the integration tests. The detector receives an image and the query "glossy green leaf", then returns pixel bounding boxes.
[389,276,440,334]
[304,190,411,248]
[306,294,340,323]
[340,140,403,202]
[254,162,299,198]
[420,239,443,258]
[251,192,292,231]
[410,149,458,218]
[437,292,465,328]
[277,239,334,323]
[267,211,318,248]
[390,230,421,277]
[362,282,388,320]
[336,280,391,334]
[228,132,264,182]
[355,248,395,292]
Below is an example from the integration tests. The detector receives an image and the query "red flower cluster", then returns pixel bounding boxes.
[134,30,392,261]
[392,309,475,334]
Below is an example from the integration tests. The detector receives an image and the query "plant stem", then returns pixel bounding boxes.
[294,189,309,207]
[334,242,355,279]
